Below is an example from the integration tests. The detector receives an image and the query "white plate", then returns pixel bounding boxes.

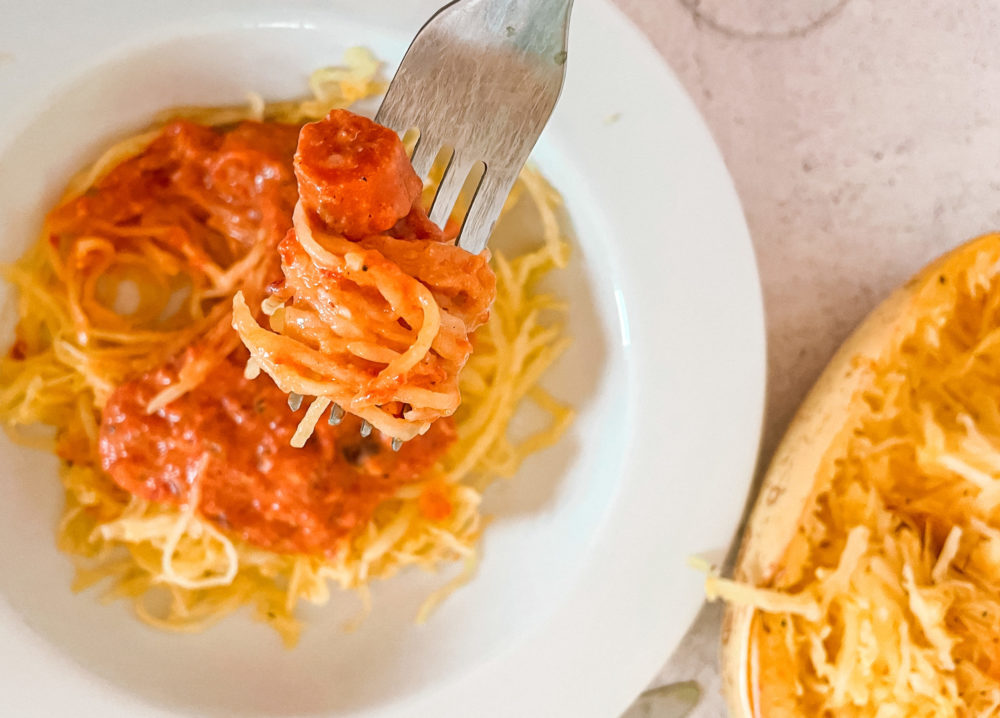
[0,2,764,717]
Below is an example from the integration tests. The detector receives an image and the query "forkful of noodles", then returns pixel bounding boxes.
[233,0,570,449]
[231,109,496,449]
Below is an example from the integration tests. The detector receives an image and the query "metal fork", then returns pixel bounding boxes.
[377,0,574,253]
[290,0,573,445]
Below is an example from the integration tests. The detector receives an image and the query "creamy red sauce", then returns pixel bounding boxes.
[100,357,453,555]
[49,120,301,269]
[83,118,457,556]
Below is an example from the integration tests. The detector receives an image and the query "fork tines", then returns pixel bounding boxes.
[375,0,572,255]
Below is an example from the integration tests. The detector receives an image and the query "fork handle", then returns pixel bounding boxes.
[380,0,575,254]
[449,0,573,57]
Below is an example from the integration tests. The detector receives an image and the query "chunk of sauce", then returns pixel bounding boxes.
[292,110,494,328]
[89,118,457,556]
[294,108,424,238]
[100,356,454,556]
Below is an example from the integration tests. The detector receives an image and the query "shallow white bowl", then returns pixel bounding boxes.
[0,2,765,717]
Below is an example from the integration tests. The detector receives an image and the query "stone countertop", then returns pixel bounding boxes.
[610,0,1000,714]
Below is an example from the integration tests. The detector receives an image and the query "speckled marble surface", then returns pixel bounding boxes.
[610,0,1000,714]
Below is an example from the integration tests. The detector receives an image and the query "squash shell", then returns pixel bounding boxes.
[720,233,1000,716]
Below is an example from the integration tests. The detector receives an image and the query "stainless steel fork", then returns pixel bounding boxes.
[376,0,574,254]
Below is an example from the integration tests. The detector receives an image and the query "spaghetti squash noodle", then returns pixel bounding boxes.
[0,49,573,645]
